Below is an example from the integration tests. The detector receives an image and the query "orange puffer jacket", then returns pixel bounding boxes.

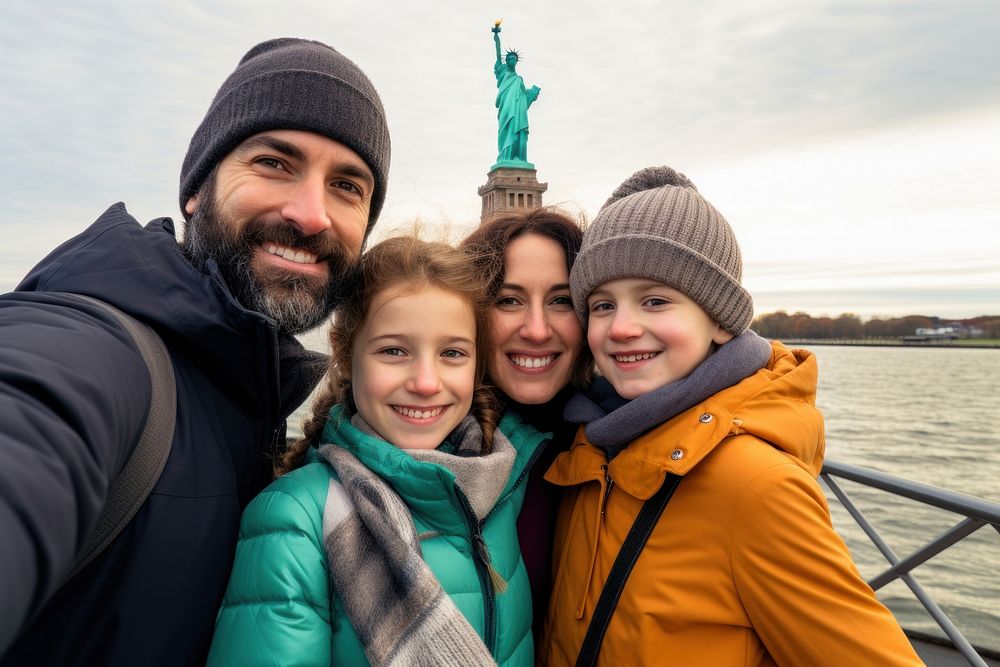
[540,342,923,667]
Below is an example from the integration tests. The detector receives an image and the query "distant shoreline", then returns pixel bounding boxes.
[780,338,1000,349]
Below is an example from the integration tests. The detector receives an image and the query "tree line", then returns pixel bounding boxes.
[751,311,1000,340]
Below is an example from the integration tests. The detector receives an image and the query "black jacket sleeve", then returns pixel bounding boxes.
[0,293,152,652]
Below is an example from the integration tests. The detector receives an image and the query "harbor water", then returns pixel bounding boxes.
[290,335,1000,649]
[802,344,1000,651]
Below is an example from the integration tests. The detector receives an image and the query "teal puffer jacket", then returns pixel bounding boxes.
[207,407,548,666]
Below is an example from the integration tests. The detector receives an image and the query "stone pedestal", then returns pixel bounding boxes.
[478,167,548,224]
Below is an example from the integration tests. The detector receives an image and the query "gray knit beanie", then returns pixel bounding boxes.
[570,166,753,335]
[179,37,391,235]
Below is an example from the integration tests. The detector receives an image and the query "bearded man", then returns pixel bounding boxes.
[0,37,390,666]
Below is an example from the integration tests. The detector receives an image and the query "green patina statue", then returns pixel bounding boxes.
[492,21,540,169]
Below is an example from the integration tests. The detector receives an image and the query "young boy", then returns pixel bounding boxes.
[539,167,923,666]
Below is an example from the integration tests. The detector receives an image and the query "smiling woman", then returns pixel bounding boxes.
[462,207,591,404]
[461,206,592,635]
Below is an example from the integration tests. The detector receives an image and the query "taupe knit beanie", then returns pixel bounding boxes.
[570,166,753,335]
[179,38,391,235]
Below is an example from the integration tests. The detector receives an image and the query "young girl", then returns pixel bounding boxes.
[207,236,547,667]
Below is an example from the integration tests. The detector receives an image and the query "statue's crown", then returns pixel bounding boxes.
[505,48,521,62]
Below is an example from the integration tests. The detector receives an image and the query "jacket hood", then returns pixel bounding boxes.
[548,341,824,498]
[733,342,825,476]
[16,202,324,416]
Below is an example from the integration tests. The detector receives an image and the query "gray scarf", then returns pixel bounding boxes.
[317,415,511,667]
[565,331,772,457]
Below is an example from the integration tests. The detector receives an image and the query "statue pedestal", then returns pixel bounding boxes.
[490,159,535,170]
[477,166,548,224]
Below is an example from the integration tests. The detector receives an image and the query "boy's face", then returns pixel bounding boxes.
[586,278,733,400]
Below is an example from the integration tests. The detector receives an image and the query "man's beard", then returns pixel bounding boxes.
[181,184,358,335]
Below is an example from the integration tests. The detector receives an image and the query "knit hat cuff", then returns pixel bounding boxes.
[179,69,390,227]
[571,235,753,334]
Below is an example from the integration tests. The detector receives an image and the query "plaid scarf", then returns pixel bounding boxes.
[316,415,504,667]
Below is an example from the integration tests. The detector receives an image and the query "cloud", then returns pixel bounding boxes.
[1,0,997,316]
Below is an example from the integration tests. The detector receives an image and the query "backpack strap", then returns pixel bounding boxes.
[59,294,176,582]
[574,473,683,667]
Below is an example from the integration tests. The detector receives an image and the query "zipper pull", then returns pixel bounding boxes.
[473,531,508,594]
[601,463,615,516]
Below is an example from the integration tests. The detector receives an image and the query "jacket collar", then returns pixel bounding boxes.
[18,203,321,417]
[546,342,825,499]
[547,399,740,500]
[319,405,546,532]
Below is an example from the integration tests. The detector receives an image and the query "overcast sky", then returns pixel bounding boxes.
[1,0,998,319]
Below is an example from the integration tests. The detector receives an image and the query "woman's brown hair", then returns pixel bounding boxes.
[461,206,594,390]
[280,235,501,474]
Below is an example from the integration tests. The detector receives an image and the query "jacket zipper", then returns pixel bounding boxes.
[457,490,497,655]
[265,320,282,465]
[575,461,613,619]
[449,426,546,656]
[600,463,615,516]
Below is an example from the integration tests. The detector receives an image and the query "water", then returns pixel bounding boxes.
[290,338,1000,648]
[802,345,1000,650]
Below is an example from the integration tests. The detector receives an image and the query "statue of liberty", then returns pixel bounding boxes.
[492,21,540,168]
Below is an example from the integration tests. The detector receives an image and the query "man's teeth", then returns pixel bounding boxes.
[265,243,318,265]
[614,352,657,363]
[511,354,554,369]
[394,406,443,419]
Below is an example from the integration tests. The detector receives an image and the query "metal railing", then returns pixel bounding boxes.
[821,460,1000,667]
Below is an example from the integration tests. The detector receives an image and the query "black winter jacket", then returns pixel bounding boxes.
[0,203,325,665]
